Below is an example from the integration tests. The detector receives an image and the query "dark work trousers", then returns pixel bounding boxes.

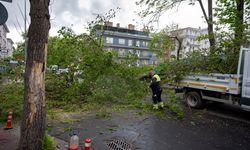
[152,90,162,104]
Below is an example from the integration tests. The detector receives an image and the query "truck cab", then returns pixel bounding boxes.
[241,48,250,109]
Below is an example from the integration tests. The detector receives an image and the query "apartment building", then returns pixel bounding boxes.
[170,27,210,58]
[94,22,159,66]
[0,24,14,58]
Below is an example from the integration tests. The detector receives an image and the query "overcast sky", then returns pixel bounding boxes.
[2,0,208,44]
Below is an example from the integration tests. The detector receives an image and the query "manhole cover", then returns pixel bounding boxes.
[106,139,133,150]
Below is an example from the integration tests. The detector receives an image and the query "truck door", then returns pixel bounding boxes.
[242,50,250,106]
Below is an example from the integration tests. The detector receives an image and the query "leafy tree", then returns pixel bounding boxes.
[213,0,250,73]
[215,0,248,49]
[46,25,150,108]
[151,24,186,61]
[136,0,216,50]
[13,44,24,61]
[13,32,27,61]
[138,0,250,74]
[150,29,175,63]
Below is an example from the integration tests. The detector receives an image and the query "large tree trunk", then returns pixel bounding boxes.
[198,0,216,52]
[18,0,50,150]
[234,0,244,52]
[207,0,215,50]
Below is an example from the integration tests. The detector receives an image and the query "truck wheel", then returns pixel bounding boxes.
[185,91,203,108]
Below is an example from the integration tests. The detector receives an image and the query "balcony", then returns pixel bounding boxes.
[117,53,152,60]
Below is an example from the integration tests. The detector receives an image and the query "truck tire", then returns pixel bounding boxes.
[185,91,203,108]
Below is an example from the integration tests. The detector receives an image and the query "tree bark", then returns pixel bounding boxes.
[18,0,50,150]
[207,0,215,50]
[234,0,244,52]
[198,0,215,51]
[174,37,182,61]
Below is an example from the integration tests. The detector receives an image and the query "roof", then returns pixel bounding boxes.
[94,25,149,36]
[171,27,207,33]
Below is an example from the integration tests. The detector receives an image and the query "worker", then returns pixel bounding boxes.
[149,70,164,110]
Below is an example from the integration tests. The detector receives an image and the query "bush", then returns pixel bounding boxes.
[165,90,184,119]
[156,48,241,85]
[45,64,150,110]
[86,73,148,104]
[42,133,55,150]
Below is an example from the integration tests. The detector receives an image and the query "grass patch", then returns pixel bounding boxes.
[0,77,184,126]
[42,133,55,150]
[165,90,184,119]
[59,126,73,134]
[0,83,23,123]
[95,108,111,119]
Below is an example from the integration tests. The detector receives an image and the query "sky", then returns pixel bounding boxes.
[2,0,208,44]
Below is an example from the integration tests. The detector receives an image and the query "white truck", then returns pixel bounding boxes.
[177,48,250,110]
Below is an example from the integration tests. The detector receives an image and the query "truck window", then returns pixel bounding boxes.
[238,50,245,75]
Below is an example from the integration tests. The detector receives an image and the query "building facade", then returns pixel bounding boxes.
[170,27,210,58]
[0,24,14,58]
[95,22,159,66]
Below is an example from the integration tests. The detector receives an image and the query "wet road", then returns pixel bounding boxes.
[204,102,250,124]
[49,104,250,150]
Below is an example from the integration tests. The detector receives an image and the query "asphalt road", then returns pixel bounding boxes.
[204,102,250,124]
[49,103,250,150]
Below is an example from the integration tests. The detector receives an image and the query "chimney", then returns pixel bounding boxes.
[116,23,120,28]
[104,21,113,27]
[142,26,149,32]
[128,24,135,30]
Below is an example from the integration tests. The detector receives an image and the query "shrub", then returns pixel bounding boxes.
[165,90,184,119]
[42,133,55,150]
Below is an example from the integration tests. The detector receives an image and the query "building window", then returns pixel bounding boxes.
[106,37,113,44]
[105,48,114,52]
[142,51,148,57]
[118,49,125,56]
[141,41,149,47]
[119,38,125,45]
[128,49,134,54]
[136,60,140,67]
[135,50,140,57]
[141,60,148,65]
[153,61,158,65]
[128,39,133,46]
[136,41,140,47]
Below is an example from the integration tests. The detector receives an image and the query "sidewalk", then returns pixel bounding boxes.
[0,123,68,150]
[0,126,19,150]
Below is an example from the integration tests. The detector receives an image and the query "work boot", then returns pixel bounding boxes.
[159,102,164,109]
[153,104,159,110]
